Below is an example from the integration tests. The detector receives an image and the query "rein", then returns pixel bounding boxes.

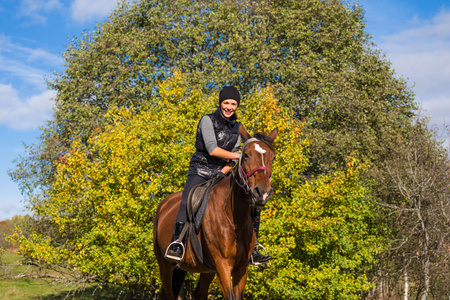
[237,138,270,192]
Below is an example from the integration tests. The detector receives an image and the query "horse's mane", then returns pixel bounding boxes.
[253,132,275,152]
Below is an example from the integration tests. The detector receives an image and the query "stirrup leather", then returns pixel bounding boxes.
[164,240,185,262]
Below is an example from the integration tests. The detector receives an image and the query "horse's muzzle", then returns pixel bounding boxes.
[251,186,273,207]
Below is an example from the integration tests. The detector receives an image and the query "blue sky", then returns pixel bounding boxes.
[1,0,449,221]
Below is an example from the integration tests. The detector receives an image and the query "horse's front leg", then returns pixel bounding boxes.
[215,263,235,300]
[232,266,249,300]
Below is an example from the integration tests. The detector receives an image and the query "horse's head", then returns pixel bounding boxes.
[238,126,277,207]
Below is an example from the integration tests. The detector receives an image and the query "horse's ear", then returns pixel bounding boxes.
[268,127,278,142]
[239,124,252,142]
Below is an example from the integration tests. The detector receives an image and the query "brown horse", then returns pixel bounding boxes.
[153,126,277,300]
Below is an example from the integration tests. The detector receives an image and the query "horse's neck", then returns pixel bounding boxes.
[228,171,252,227]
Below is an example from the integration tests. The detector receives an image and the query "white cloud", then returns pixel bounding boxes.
[0,203,29,221]
[0,35,62,67]
[0,35,62,90]
[18,0,62,24]
[378,9,450,126]
[0,84,54,130]
[70,0,119,23]
[420,96,450,126]
[0,35,58,130]
[17,0,121,25]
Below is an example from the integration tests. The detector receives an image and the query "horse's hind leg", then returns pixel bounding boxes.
[157,265,185,300]
[155,244,179,300]
[194,273,215,300]
[157,262,174,300]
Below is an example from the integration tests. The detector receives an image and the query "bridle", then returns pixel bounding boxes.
[237,138,271,193]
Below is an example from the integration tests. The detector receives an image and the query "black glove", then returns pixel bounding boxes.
[211,171,227,185]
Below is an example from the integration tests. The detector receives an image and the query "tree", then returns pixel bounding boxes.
[370,118,450,300]
[0,221,13,250]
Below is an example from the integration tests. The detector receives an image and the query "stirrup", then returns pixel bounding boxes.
[250,243,271,266]
[164,240,185,262]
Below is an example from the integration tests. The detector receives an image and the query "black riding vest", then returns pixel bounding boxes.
[188,108,240,178]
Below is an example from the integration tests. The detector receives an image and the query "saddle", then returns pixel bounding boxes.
[176,173,226,269]
[187,179,214,231]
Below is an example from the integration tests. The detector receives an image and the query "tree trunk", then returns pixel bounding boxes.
[418,206,430,300]
[404,270,408,300]
[421,255,430,300]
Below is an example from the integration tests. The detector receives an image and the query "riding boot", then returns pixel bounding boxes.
[165,222,185,262]
[250,206,272,265]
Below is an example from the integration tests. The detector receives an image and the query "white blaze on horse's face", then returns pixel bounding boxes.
[255,143,266,154]
[254,142,271,203]
[254,143,266,167]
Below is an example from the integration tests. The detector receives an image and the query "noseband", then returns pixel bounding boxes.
[237,138,270,192]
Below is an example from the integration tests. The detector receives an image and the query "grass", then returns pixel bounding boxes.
[0,280,128,299]
[0,250,128,299]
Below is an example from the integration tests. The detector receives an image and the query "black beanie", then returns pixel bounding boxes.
[219,86,241,106]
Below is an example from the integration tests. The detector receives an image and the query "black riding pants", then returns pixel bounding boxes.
[175,174,208,224]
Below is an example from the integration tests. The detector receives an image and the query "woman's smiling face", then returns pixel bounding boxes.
[220,99,238,119]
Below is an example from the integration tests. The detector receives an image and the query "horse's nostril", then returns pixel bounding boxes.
[254,187,262,197]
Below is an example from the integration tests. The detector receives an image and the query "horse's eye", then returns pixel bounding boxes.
[243,153,250,160]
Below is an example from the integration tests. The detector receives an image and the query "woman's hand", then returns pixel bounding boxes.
[220,160,237,174]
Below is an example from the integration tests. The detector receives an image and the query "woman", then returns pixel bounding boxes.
[166,86,272,265]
